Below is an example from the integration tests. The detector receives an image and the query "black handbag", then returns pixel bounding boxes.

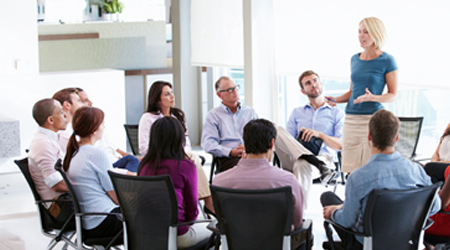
[297,130,323,155]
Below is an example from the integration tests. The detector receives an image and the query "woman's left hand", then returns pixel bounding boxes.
[354,88,374,104]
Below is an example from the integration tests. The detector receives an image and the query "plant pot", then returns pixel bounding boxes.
[103,13,120,21]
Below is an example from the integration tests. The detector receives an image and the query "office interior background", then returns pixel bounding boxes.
[0,0,449,248]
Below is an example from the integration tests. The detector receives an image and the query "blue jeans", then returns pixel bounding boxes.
[113,154,139,173]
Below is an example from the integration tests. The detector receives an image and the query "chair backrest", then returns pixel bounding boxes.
[14,157,63,230]
[396,117,423,158]
[123,124,139,156]
[108,171,178,250]
[210,185,293,250]
[363,182,441,250]
[54,159,82,215]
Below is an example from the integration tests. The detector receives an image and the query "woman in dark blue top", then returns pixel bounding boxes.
[325,17,398,172]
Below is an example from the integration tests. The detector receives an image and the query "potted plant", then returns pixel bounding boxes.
[101,0,124,21]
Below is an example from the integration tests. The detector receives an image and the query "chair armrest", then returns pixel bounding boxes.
[199,155,206,166]
[78,212,123,221]
[35,198,72,205]
[424,218,434,230]
[206,220,220,234]
[288,219,312,236]
[324,219,369,237]
[174,219,212,227]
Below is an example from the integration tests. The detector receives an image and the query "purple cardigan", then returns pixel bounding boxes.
[139,158,198,235]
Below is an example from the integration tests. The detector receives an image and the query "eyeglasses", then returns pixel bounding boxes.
[218,85,240,93]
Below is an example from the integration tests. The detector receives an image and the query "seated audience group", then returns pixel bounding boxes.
[27,71,449,249]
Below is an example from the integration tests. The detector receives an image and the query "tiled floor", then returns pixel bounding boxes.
[0,150,344,250]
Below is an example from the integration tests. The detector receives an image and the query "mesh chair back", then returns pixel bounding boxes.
[14,157,66,230]
[363,182,441,250]
[124,124,140,156]
[54,159,82,215]
[211,185,293,250]
[396,117,423,159]
[108,171,178,250]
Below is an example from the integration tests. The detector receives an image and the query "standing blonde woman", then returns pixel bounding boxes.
[326,17,398,172]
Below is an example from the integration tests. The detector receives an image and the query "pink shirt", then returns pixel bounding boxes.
[212,158,304,230]
[28,127,65,204]
[138,112,192,156]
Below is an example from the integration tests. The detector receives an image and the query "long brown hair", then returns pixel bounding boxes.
[137,117,187,175]
[146,81,186,132]
[63,106,104,171]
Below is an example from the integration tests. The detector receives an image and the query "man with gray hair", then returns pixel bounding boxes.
[201,76,258,172]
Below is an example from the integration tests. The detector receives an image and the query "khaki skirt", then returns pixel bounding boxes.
[341,114,372,173]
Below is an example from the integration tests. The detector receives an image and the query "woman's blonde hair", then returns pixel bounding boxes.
[360,17,387,50]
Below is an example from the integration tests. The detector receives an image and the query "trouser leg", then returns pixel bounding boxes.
[186,151,211,199]
[113,154,140,173]
[216,157,241,172]
[424,162,449,184]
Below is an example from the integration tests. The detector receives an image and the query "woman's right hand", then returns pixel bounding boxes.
[324,96,337,106]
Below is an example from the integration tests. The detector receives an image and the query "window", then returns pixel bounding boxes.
[277,74,450,157]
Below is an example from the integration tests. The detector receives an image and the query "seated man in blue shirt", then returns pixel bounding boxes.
[275,70,344,205]
[201,76,258,172]
[321,109,441,249]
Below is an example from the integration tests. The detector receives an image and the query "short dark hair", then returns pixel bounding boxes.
[243,119,277,154]
[298,70,319,89]
[215,76,231,91]
[52,88,78,105]
[369,109,400,151]
[32,98,58,126]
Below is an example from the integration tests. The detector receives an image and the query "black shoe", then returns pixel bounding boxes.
[323,241,344,249]
[312,177,321,184]
[320,169,338,186]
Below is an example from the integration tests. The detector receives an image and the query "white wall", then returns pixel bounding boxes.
[0,0,39,76]
[0,0,40,172]
[0,0,127,173]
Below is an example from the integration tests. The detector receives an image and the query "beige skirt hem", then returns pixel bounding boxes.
[341,114,372,173]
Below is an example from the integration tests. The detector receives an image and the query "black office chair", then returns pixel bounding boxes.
[14,157,77,250]
[108,171,213,250]
[123,124,140,156]
[324,182,441,250]
[54,159,123,250]
[396,117,425,161]
[210,185,313,250]
[208,154,221,184]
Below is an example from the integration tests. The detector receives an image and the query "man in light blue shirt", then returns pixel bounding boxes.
[275,70,344,206]
[201,76,258,172]
[322,109,441,249]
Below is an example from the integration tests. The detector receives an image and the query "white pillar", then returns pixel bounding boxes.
[171,0,203,145]
[242,0,277,121]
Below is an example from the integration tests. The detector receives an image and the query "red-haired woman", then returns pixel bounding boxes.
[63,106,124,239]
